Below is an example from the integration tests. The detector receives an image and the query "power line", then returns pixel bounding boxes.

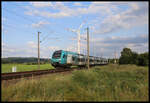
[3,21,59,45]
[11,3,58,39]
[3,6,79,43]
[2,7,38,38]
[3,7,36,23]
[3,7,56,42]
[40,30,54,43]
[40,31,64,44]
[3,7,49,34]
[3,23,18,29]
[41,37,61,46]
[2,23,37,39]
[2,4,93,50]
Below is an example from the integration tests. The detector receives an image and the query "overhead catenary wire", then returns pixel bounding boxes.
[15,2,66,35]
[3,4,92,42]
[3,23,18,29]
[40,33,63,44]
[3,20,62,49]
[3,7,55,40]
[40,30,55,43]
[2,8,38,38]
[3,7,36,23]
[2,23,37,37]
[41,37,62,47]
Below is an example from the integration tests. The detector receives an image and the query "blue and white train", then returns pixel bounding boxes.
[50,50,108,68]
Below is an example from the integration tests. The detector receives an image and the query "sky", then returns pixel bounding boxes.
[2,1,149,59]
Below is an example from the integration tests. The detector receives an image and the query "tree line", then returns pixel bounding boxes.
[2,57,49,64]
[119,48,148,66]
[108,48,148,66]
[2,48,148,66]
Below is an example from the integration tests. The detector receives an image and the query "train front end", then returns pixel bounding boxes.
[50,50,67,68]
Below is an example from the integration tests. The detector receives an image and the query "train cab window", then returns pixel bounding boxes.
[52,50,61,59]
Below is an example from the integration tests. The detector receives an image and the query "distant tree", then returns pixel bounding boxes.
[119,48,133,64]
[130,51,139,65]
[137,52,149,66]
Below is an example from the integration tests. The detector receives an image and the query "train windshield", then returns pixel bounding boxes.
[52,50,62,59]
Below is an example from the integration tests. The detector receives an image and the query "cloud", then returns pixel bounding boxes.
[2,41,38,58]
[27,41,37,48]
[93,2,148,34]
[71,37,77,41]
[101,34,148,44]
[89,34,148,58]
[24,2,119,18]
[25,2,71,18]
[31,21,50,28]
[2,17,8,34]
[2,33,148,58]
[30,2,53,7]
[48,46,60,51]
[2,17,6,22]
[74,2,82,6]
[25,9,70,18]
[2,44,26,58]
[2,41,60,58]
[66,44,77,52]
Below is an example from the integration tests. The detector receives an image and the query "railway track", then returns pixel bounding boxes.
[1,64,107,81]
[1,68,79,81]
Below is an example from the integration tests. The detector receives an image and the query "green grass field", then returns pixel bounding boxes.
[1,63,54,73]
[2,64,148,101]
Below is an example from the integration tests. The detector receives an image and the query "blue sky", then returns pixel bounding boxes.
[2,1,149,58]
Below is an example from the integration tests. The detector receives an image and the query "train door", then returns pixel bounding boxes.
[67,54,72,64]
[61,53,67,64]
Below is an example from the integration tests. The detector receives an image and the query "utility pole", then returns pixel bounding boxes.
[87,27,90,69]
[38,31,41,70]
[101,53,103,58]
[114,49,116,64]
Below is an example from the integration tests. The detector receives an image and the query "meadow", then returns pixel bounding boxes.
[2,64,148,101]
[1,63,54,73]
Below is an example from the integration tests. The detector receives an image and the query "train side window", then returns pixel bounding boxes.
[78,58,80,62]
[81,58,83,62]
[63,55,65,58]
[72,56,75,61]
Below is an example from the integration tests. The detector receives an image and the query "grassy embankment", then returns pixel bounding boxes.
[2,64,148,101]
[1,63,54,73]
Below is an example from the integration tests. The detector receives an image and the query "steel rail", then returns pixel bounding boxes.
[1,64,107,81]
[1,68,76,81]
